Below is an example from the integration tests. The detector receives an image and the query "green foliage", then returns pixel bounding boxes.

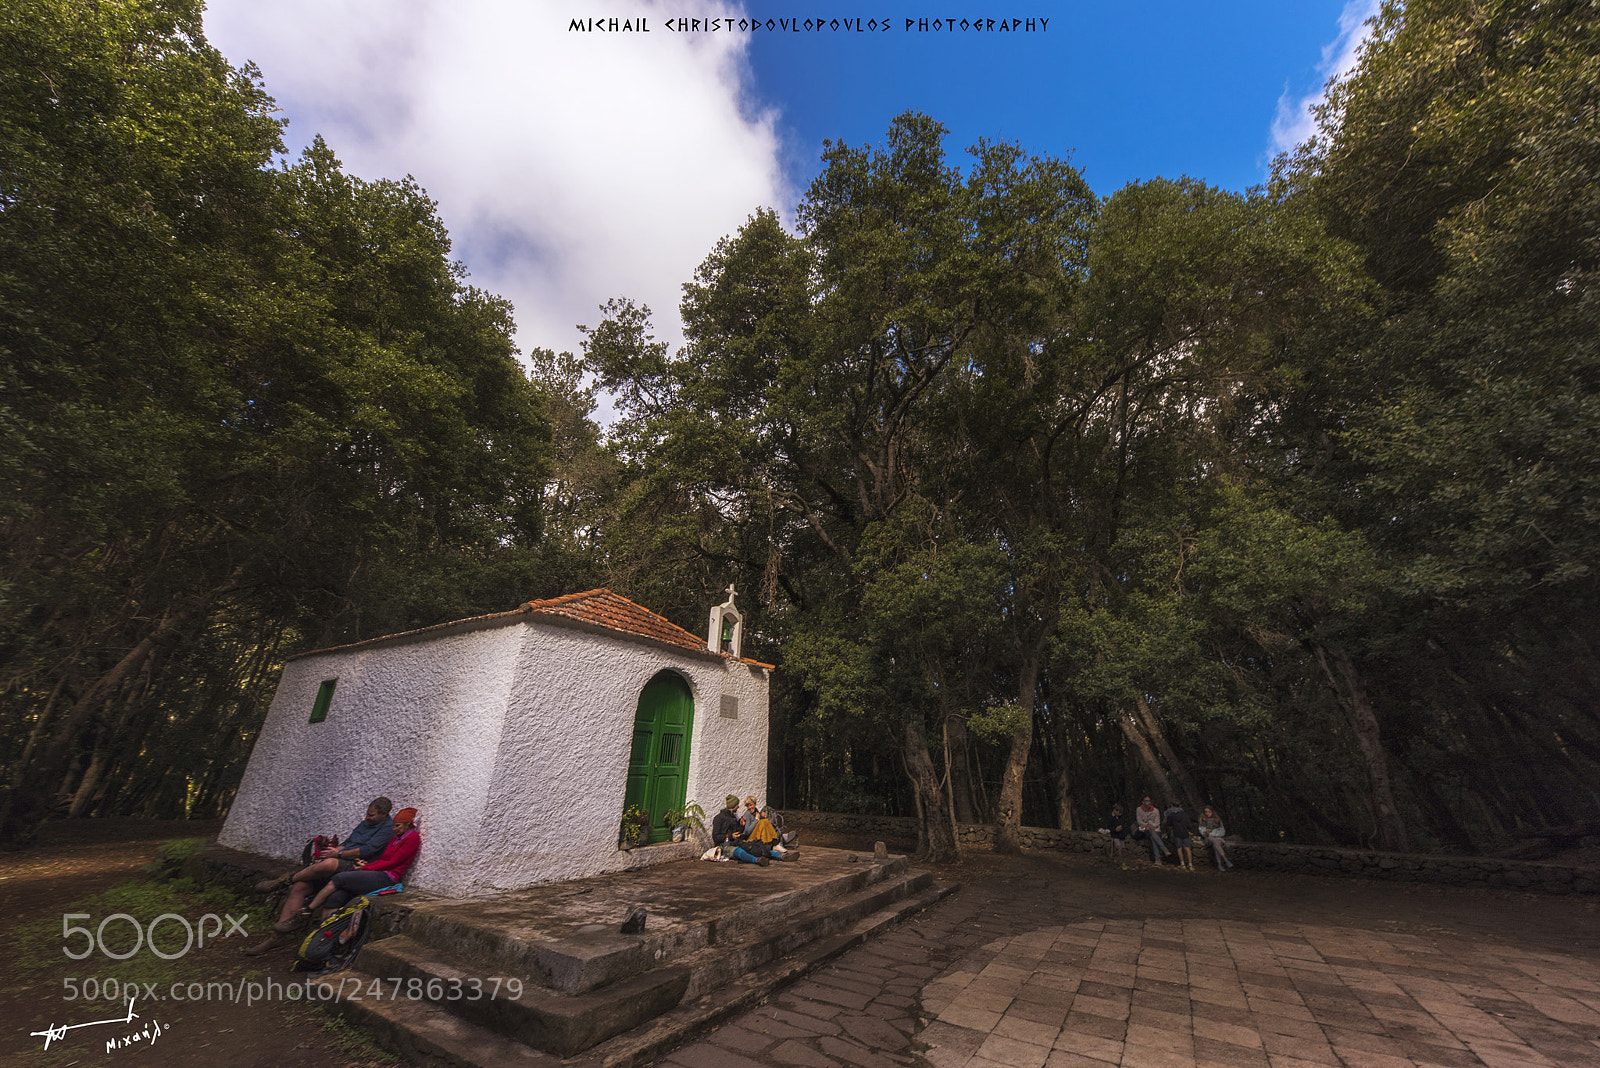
[619,804,648,841]
[663,801,707,835]
[1306,0,1600,608]
[0,0,553,842]
[6,0,1594,858]
[969,704,1028,745]
[1261,0,1600,848]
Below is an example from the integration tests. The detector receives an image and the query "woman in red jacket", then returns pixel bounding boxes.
[302,807,421,918]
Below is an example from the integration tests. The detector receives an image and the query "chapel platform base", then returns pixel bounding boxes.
[291,846,952,1066]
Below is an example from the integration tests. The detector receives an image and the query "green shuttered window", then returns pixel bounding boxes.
[309,679,336,723]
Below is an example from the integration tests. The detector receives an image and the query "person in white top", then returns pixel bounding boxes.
[1134,796,1168,864]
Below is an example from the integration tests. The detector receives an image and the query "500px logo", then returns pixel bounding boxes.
[61,912,249,960]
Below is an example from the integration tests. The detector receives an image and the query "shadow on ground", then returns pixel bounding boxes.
[3,822,1597,1067]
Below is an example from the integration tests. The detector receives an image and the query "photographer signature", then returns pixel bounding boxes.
[29,994,168,1052]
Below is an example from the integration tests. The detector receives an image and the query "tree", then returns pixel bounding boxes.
[1272,0,1600,846]
[0,1,551,842]
[585,115,1100,858]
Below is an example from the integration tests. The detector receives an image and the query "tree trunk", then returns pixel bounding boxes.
[1313,643,1410,852]
[995,650,1042,854]
[68,750,107,818]
[943,711,978,824]
[1132,695,1203,813]
[11,675,67,777]
[1120,709,1176,803]
[1048,705,1077,830]
[0,589,219,845]
[905,718,959,862]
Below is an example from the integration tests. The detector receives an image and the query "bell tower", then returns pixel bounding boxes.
[707,585,743,657]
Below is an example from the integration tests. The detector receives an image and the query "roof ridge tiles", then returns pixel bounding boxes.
[291,588,774,669]
[522,588,708,655]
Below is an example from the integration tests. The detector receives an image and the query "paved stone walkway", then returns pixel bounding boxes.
[657,861,1600,1068]
[917,919,1600,1068]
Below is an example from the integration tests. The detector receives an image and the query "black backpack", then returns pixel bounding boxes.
[290,896,375,974]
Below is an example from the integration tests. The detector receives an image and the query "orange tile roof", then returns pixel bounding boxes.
[521,589,710,656]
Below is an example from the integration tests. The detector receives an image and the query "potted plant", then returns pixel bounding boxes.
[663,801,707,844]
[618,804,650,849]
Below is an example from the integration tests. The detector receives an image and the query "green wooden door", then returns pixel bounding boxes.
[623,672,694,843]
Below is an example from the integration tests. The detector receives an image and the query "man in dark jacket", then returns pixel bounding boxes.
[1108,803,1128,864]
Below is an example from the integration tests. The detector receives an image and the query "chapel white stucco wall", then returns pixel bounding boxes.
[221,616,769,897]
[470,625,769,893]
[220,625,524,894]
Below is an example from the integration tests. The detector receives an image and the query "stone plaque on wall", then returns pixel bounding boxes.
[720,694,739,719]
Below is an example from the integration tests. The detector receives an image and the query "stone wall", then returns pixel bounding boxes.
[785,811,1600,894]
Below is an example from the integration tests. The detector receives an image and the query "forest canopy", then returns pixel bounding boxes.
[2,0,1595,855]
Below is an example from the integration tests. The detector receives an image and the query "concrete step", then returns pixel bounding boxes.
[308,980,563,1068]
[356,935,690,1057]
[396,852,913,994]
[355,864,933,1056]
[585,880,956,1068]
[314,878,957,1068]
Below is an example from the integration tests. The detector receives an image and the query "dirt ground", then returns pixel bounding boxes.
[0,819,398,1068]
[2,821,1596,1068]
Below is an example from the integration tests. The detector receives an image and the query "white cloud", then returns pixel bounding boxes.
[203,0,785,361]
[1268,0,1382,159]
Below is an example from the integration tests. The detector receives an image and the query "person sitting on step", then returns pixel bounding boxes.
[305,807,422,917]
[245,797,394,955]
[743,797,798,860]
[713,795,767,865]
[1133,795,1168,864]
[1199,805,1234,871]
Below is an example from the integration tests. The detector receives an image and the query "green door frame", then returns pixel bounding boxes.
[623,671,694,843]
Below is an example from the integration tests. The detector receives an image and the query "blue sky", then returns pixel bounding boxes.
[203,1,1378,360]
[744,2,1373,197]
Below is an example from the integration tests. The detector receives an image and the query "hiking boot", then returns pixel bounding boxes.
[254,872,292,893]
[757,854,770,866]
[242,934,282,956]
[273,909,311,934]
